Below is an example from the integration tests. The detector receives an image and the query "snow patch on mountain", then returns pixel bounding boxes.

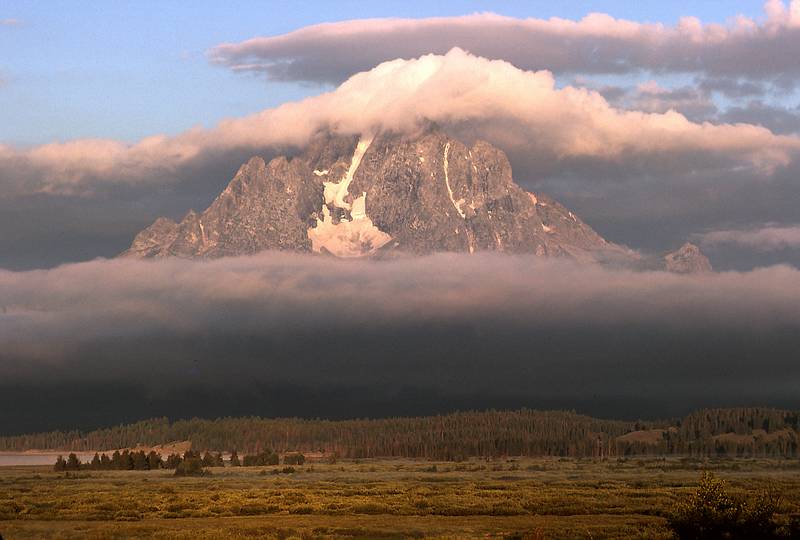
[323,136,373,210]
[309,135,391,257]
[443,142,466,218]
[308,194,391,257]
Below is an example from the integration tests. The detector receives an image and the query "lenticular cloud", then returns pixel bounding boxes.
[209,2,800,84]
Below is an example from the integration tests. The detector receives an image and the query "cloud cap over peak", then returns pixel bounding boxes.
[4,48,798,198]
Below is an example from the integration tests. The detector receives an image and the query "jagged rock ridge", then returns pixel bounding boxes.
[663,242,713,274]
[122,129,709,272]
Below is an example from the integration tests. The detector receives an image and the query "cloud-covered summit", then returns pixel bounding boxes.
[3,48,797,197]
[2,48,800,269]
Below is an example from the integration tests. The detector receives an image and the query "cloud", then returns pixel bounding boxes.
[1,252,799,429]
[719,101,800,135]
[699,224,800,250]
[606,80,718,122]
[697,76,767,98]
[209,3,800,86]
[2,48,798,199]
[4,49,800,270]
[0,18,19,26]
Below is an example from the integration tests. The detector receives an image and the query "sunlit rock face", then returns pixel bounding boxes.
[662,243,713,274]
[122,127,705,271]
[122,155,324,258]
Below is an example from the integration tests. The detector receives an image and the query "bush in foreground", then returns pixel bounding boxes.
[668,472,799,539]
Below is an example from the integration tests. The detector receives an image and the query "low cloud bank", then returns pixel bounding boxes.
[1,252,799,428]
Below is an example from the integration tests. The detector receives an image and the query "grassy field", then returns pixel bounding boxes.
[2,456,800,539]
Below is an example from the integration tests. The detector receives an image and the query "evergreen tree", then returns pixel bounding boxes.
[132,450,148,470]
[111,450,122,469]
[121,450,134,470]
[165,453,182,469]
[147,451,162,470]
[66,453,81,470]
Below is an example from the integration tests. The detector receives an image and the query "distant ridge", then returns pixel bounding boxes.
[2,407,795,459]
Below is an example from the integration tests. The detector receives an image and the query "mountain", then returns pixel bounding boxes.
[122,129,708,271]
[662,242,713,274]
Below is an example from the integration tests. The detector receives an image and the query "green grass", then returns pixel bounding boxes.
[1,457,799,539]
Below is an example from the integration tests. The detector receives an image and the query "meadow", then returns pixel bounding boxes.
[2,456,800,539]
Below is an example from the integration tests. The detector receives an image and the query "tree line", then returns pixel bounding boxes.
[54,449,221,471]
[53,448,305,472]
[615,408,800,458]
[7,407,794,460]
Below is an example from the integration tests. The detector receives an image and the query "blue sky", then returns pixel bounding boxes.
[0,0,767,145]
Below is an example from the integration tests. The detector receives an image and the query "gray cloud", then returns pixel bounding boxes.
[209,3,800,86]
[698,223,800,250]
[596,80,718,122]
[719,101,800,135]
[1,253,799,430]
[697,76,767,98]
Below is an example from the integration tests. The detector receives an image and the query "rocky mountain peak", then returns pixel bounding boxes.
[663,242,713,274]
[121,128,709,272]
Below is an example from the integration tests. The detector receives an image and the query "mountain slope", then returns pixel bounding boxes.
[122,129,705,271]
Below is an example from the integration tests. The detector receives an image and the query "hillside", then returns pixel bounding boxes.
[2,407,797,459]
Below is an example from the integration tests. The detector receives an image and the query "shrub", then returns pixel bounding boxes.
[242,450,279,466]
[284,453,305,465]
[53,455,67,472]
[668,472,787,539]
[174,458,209,477]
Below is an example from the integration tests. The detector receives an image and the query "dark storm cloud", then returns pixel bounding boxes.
[209,4,800,86]
[536,157,800,264]
[0,146,272,269]
[1,253,799,432]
